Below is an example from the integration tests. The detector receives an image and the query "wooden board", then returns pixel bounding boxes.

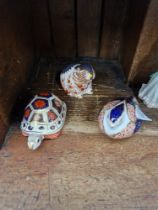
[49,0,76,57]
[30,0,52,56]
[11,57,158,136]
[127,0,158,84]
[1,125,158,210]
[28,0,135,60]
[77,0,102,57]
[0,0,34,146]
[12,57,131,124]
[1,57,158,209]
[99,0,127,59]
[121,0,150,79]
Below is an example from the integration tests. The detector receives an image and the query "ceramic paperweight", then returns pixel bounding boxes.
[21,92,67,150]
[60,63,95,98]
[98,97,152,139]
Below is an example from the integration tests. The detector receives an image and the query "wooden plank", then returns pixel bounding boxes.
[30,0,52,56]
[0,115,8,147]
[16,57,158,136]
[127,0,158,84]
[1,126,158,209]
[77,0,102,57]
[13,57,132,126]
[2,57,158,208]
[0,0,34,146]
[121,0,150,79]
[99,0,127,59]
[49,0,76,57]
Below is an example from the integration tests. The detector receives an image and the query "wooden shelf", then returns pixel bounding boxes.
[13,57,132,133]
[1,58,158,210]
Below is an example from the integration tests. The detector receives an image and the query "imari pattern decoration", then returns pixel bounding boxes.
[60,64,95,98]
[32,99,49,109]
[21,92,67,150]
[98,97,152,139]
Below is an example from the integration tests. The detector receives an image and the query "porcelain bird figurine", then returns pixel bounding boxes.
[98,97,152,139]
[60,64,95,98]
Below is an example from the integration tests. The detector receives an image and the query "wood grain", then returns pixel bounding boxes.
[127,0,158,84]
[30,0,52,56]
[99,0,127,59]
[1,126,158,210]
[0,0,34,146]
[77,0,102,57]
[121,0,150,79]
[17,57,157,136]
[1,57,158,209]
[49,0,76,57]
[0,115,8,147]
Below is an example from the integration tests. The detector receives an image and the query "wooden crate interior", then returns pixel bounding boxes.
[1,0,158,209]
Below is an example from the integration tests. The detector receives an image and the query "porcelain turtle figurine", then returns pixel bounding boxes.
[21,92,67,150]
[98,97,152,139]
[60,63,95,98]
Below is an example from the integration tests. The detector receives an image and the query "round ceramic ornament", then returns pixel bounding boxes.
[139,71,158,108]
[60,63,95,98]
[21,92,67,150]
[98,97,152,139]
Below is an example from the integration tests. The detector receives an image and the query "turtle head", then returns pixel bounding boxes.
[27,135,44,150]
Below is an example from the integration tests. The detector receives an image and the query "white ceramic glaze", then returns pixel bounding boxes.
[98,97,152,139]
[139,72,158,108]
[27,135,44,150]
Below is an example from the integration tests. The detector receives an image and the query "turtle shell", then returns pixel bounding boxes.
[21,92,67,137]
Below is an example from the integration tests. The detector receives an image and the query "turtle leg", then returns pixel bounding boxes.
[27,135,44,150]
[45,131,61,139]
[22,131,28,137]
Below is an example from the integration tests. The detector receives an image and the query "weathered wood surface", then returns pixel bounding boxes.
[127,0,158,84]
[1,126,158,210]
[49,0,76,57]
[13,58,131,128]
[1,58,158,209]
[77,0,102,57]
[99,0,127,59]
[30,0,128,59]
[121,0,150,79]
[26,0,153,82]
[27,0,154,84]
[12,57,158,135]
[0,0,34,145]
[29,0,150,63]
[30,0,52,56]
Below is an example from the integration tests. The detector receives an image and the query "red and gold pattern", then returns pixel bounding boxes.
[21,92,67,150]
[38,92,51,97]
[45,131,61,139]
[32,99,48,109]
[24,108,31,120]
[48,111,57,121]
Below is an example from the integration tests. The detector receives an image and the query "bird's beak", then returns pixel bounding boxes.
[88,73,93,79]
